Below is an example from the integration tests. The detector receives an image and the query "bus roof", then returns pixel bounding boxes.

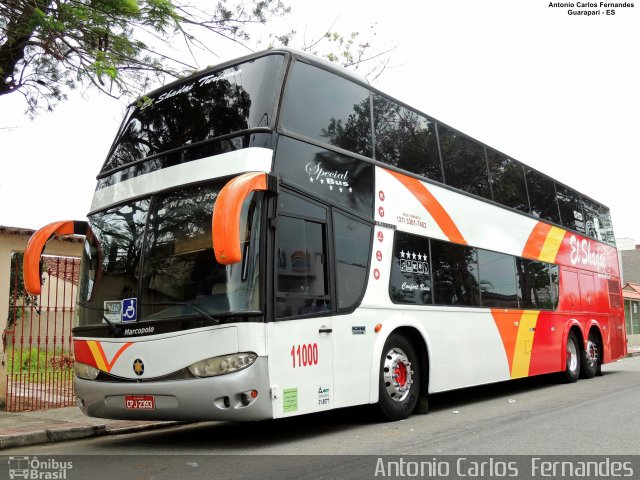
[133,47,370,107]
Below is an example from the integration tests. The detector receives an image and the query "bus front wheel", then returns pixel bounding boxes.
[378,334,420,421]
[563,331,581,383]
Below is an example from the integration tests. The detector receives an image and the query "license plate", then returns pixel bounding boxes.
[125,395,155,410]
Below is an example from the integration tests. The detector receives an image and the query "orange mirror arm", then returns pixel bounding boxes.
[23,220,88,295]
[213,172,276,265]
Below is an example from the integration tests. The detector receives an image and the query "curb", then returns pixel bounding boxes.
[0,421,184,450]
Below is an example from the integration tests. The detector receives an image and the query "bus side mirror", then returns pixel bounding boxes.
[23,220,88,295]
[212,172,277,265]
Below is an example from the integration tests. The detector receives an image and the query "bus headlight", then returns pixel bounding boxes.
[188,352,257,378]
[75,362,100,380]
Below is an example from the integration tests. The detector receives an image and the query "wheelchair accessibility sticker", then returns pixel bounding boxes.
[122,298,138,322]
[103,298,137,323]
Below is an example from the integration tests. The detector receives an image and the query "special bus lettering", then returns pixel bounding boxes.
[305,162,349,183]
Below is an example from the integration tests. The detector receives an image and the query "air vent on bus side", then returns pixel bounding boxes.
[608,278,622,309]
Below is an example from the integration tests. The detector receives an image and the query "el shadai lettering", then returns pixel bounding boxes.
[569,235,607,273]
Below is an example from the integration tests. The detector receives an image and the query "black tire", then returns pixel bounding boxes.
[562,331,580,383]
[581,330,602,379]
[377,334,420,421]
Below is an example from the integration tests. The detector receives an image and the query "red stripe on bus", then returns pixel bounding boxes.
[73,340,98,369]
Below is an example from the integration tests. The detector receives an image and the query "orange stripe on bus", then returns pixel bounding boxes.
[491,309,540,379]
[386,169,466,245]
[521,222,552,260]
[86,340,134,372]
[491,309,522,373]
[87,341,108,371]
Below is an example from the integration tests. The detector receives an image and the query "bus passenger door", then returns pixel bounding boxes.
[267,192,334,418]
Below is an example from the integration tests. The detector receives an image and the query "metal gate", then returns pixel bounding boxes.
[5,254,80,411]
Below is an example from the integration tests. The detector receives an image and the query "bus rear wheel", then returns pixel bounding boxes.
[581,331,602,379]
[378,334,420,421]
[563,331,580,383]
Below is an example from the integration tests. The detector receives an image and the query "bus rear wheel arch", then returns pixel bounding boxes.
[377,332,424,421]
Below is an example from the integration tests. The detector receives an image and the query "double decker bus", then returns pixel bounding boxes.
[24,48,626,421]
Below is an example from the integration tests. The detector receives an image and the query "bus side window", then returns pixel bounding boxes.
[275,214,331,318]
[516,259,557,310]
[431,239,480,307]
[438,125,492,201]
[333,212,372,311]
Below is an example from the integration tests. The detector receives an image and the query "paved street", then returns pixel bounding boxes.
[2,356,639,467]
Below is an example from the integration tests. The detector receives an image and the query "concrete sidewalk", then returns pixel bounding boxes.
[0,405,183,450]
[2,346,639,450]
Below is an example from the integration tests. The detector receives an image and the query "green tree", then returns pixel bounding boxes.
[0,0,290,114]
[270,20,394,81]
[0,2,393,116]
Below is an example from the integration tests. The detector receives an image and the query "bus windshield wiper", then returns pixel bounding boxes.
[143,302,220,324]
[76,302,123,335]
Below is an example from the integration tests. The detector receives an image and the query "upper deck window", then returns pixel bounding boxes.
[101,54,285,174]
[374,95,442,183]
[526,169,561,225]
[280,61,372,157]
[556,184,586,234]
[486,150,530,214]
[438,126,492,200]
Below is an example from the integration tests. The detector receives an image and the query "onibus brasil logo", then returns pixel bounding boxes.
[8,456,73,479]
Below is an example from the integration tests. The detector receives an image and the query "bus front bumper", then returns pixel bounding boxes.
[74,357,273,421]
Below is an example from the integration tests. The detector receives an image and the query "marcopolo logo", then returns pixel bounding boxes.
[123,326,155,336]
[8,456,72,479]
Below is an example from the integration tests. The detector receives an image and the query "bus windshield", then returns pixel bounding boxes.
[77,181,263,327]
[100,53,286,175]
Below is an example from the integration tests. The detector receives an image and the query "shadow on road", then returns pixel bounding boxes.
[98,370,627,451]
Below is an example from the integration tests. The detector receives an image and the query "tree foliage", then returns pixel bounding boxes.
[269,20,393,81]
[0,0,290,114]
[0,1,393,116]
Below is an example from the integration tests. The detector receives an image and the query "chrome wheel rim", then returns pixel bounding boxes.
[567,339,578,372]
[586,338,599,368]
[383,347,414,402]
